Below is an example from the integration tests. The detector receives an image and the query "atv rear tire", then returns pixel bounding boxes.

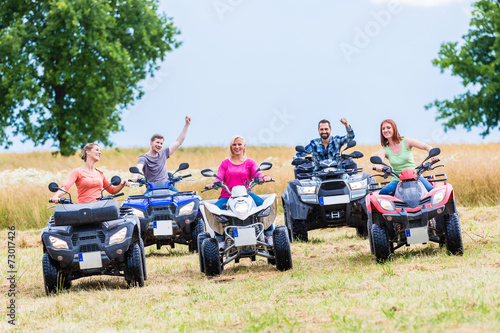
[292,219,308,242]
[139,238,147,280]
[372,224,391,263]
[445,213,464,255]
[274,225,293,271]
[42,253,69,295]
[356,225,368,238]
[126,242,145,287]
[202,238,222,277]
[197,232,210,273]
[189,218,206,253]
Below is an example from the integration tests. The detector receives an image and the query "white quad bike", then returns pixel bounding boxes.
[198,162,293,277]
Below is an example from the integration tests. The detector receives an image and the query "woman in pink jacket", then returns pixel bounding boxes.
[206,135,272,248]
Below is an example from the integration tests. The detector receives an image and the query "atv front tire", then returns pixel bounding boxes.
[445,213,464,255]
[274,225,293,271]
[372,224,391,263]
[126,242,145,287]
[202,238,222,277]
[42,253,68,295]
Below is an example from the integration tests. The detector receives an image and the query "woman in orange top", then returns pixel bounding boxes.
[50,143,129,204]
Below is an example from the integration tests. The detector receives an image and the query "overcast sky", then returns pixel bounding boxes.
[4,0,499,153]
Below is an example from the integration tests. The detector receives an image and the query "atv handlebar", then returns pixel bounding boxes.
[49,197,72,204]
[97,192,124,201]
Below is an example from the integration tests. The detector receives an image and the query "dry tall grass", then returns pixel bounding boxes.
[1,143,499,230]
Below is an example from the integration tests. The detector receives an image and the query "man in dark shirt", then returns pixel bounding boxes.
[295,118,355,165]
[133,116,191,184]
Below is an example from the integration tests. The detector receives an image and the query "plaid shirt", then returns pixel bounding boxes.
[295,127,355,165]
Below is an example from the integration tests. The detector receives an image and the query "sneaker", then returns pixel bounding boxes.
[218,241,225,251]
[265,235,273,247]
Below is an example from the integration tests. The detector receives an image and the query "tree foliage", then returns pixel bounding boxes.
[0,0,181,155]
[426,0,500,137]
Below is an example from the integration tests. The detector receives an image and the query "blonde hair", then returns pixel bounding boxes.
[228,135,247,158]
[81,143,99,162]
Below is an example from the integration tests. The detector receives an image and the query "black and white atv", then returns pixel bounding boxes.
[198,162,293,277]
[282,140,372,241]
[42,177,145,295]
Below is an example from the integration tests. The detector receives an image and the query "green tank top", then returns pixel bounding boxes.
[384,138,416,181]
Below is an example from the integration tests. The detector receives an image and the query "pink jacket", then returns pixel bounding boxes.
[215,158,264,198]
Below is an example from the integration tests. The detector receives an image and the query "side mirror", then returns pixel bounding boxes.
[427,147,441,160]
[48,182,60,193]
[370,156,386,165]
[346,140,356,149]
[174,162,189,174]
[129,166,144,175]
[201,169,216,178]
[110,176,122,186]
[295,145,306,153]
[258,162,273,171]
[349,151,364,159]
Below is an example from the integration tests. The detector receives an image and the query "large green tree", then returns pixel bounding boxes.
[426,0,500,137]
[0,0,180,155]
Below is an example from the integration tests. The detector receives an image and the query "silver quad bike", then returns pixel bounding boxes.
[198,162,293,277]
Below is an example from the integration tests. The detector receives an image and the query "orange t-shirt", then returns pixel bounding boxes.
[62,168,115,204]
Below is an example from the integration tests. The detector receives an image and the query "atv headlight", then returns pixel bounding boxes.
[131,208,145,218]
[377,198,395,212]
[179,201,196,216]
[431,189,446,206]
[258,205,272,217]
[49,236,69,250]
[109,228,128,246]
[297,186,317,195]
[349,179,367,191]
[235,202,249,216]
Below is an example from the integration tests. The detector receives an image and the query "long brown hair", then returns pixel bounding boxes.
[380,119,402,147]
[81,143,99,162]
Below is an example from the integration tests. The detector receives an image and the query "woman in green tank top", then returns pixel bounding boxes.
[375,119,438,195]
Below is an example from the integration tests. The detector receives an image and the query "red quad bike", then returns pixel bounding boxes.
[367,148,464,262]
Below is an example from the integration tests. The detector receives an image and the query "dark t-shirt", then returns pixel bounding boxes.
[137,148,170,182]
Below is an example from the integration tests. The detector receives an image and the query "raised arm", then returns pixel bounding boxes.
[169,116,191,155]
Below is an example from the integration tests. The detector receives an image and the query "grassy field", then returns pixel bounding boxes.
[0,206,499,331]
[0,143,499,230]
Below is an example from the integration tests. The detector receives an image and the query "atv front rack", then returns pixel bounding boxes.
[127,191,198,202]
[298,167,363,179]
[368,173,448,192]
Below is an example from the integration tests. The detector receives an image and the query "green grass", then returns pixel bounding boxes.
[1,206,499,331]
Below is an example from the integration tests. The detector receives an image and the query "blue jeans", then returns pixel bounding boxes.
[379,177,434,196]
[213,193,273,241]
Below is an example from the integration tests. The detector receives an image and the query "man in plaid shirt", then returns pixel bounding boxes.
[295,118,355,166]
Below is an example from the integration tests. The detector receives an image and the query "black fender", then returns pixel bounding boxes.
[282,185,311,220]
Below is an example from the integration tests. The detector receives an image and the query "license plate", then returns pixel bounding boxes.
[153,220,173,236]
[234,227,257,247]
[406,227,429,244]
[320,195,350,206]
[78,251,102,269]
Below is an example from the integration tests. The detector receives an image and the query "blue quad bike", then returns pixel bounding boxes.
[122,163,205,252]
[42,176,145,295]
[282,140,372,242]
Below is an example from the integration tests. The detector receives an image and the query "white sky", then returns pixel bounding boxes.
[3,0,499,153]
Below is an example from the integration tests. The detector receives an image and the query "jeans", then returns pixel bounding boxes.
[213,193,273,241]
[379,177,434,196]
